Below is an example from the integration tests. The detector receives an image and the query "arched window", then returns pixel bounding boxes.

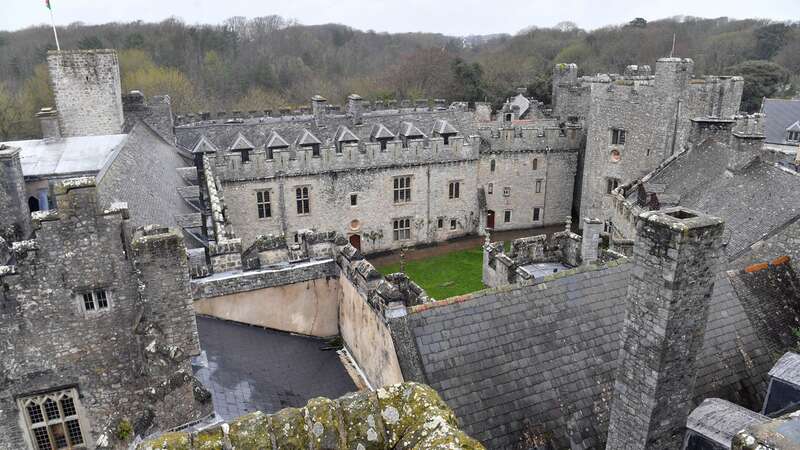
[532,158,538,170]
[28,196,40,212]
[490,159,496,172]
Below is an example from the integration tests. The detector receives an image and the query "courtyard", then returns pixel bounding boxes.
[371,225,563,299]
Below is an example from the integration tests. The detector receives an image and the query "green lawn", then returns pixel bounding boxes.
[375,247,486,300]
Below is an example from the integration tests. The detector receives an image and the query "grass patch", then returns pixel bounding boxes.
[375,247,486,300]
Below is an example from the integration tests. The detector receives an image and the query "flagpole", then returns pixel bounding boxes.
[49,5,61,51]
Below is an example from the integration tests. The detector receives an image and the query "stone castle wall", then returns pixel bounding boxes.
[47,50,124,137]
[576,58,743,225]
[0,179,209,449]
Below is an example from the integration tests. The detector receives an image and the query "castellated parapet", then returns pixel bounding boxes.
[47,49,124,137]
[0,177,211,449]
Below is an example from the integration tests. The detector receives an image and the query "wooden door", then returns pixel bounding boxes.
[349,234,361,252]
[486,210,495,229]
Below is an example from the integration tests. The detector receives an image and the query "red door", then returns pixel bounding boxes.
[486,210,495,229]
[349,234,362,252]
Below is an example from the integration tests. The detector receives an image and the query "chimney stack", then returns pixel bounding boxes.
[581,218,602,265]
[347,93,363,125]
[0,146,32,241]
[606,207,724,449]
[311,95,327,126]
[36,107,61,140]
[729,113,765,172]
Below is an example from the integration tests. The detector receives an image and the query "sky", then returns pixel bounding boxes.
[1,0,796,35]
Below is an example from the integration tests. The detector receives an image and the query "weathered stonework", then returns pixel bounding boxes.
[0,145,31,241]
[138,382,484,450]
[47,49,124,137]
[0,179,210,449]
[605,207,725,449]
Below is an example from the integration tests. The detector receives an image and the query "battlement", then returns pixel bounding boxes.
[477,123,583,152]
[337,243,431,317]
[175,96,457,126]
[733,113,766,137]
[209,134,481,182]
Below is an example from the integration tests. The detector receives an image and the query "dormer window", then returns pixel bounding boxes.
[398,122,425,149]
[335,125,360,154]
[229,133,255,163]
[297,129,322,156]
[432,119,458,145]
[266,131,290,160]
[788,131,800,143]
[370,123,395,151]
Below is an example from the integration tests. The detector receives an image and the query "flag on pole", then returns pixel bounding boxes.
[45,0,60,51]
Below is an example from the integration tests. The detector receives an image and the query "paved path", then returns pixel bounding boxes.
[193,316,356,420]
[367,225,566,268]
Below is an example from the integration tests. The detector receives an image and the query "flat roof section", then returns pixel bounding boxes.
[193,316,357,421]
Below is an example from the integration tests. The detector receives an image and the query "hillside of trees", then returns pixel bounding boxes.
[0,15,798,140]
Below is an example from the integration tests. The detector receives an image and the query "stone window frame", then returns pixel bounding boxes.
[448,180,461,199]
[487,183,493,195]
[503,187,511,197]
[449,219,457,230]
[350,193,358,207]
[788,130,800,143]
[393,175,412,204]
[295,186,311,215]
[437,218,444,229]
[504,210,512,223]
[611,128,627,146]
[490,159,496,172]
[532,158,538,170]
[606,177,620,195]
[392,217,412,241]
[256,189,272,219]
[18,387,90,450]
[535,179,543,194]
[533,207,541,222]
[78,288,111,314]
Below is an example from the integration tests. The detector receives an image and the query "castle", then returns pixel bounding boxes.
[4,46,800,450]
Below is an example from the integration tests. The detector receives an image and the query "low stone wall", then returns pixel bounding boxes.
[191,260,340,337]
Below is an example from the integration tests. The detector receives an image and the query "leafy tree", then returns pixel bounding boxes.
[451,58,486,103]
[754,23,789,59]
[78,36,104,50]
[231,87,287,112]
[123,65,199,113]
[629,18,648,28]
[725,60,793,112]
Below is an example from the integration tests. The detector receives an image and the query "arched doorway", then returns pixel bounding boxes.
[486,210,495,229]
[349,234,361,252]
[28,196,40,212]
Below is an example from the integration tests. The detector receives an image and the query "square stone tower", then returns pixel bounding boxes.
[606,207,725,449]
[47,49,124,137]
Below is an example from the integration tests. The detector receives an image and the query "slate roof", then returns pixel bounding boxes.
[334,125,359,143]
[192,135,219,154]
[229,133,254,150]
[769,352,800,387]
[762,99,800,144]
[96,122,196,231]
[5,134,127,179]
[404,262,777,449]
[265,130,290,148]
[686,398,769,447]
[174,109,476,153]
[297,129,322,146]
[628,137,800,259]
[398,121,426,138]
[509,93,531,118]
[370,123,395,140]
[432,119,458,136]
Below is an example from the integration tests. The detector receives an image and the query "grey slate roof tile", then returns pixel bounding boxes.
[406,262,778,449]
